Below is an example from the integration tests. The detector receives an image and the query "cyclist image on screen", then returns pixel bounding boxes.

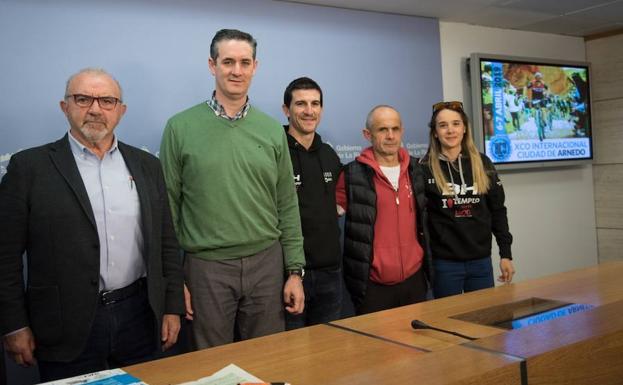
[526,72,549,141]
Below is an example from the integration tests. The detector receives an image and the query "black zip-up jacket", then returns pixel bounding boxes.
[285,126,342,270]
[421,152,513,261]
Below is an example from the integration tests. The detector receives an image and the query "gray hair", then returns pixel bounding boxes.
[365,105,401,131]
[65,68,123,100]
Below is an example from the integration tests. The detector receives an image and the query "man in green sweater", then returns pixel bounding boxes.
[159,29,305,349]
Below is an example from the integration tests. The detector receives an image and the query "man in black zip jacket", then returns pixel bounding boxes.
[282,77,343,329]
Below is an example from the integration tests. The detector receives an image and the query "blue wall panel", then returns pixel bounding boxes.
[0,0,442,176]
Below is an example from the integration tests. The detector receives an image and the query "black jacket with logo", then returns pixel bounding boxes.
[285,126,342,270]
[421,152,512,262]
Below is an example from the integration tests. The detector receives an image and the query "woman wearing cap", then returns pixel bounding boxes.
[421,101,515,298]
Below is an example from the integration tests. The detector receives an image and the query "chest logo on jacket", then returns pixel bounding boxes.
[293,174,302,190]
[293,172,333,191]
[428,178,481,218]
[323,171,334,183]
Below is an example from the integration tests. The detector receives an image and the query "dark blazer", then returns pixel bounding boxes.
[0,134,184,362]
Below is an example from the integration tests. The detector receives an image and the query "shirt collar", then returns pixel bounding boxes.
[206,91,250,121]
[68,130,119,157]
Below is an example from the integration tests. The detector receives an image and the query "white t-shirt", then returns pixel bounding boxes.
[380,165,400,190]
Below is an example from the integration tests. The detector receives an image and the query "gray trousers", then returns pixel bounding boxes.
[185,241,285,349]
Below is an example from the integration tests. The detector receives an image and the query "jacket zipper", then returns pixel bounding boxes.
[395,186,404,282]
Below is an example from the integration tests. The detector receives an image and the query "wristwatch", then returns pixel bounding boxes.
[286,268,305,279]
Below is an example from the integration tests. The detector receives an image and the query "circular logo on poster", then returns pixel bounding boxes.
[489,136,511,162]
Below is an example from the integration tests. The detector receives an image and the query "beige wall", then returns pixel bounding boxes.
[439,22,599,281]
[587,33,623,262]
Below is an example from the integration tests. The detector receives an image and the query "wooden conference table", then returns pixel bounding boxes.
[125,262,623,385]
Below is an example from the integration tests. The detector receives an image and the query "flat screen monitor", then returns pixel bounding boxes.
[469,53,593,169]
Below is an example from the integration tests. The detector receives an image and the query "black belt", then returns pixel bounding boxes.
[100,278,146,305]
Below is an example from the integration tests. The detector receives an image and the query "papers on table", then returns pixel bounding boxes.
[39,363,270,385]
[40,368,145,385]
[177,364,264,385]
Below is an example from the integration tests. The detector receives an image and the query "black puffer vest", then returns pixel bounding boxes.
[343,157,432,308]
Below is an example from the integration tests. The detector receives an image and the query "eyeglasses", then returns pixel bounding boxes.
[432,101,464,113]
[66,94,122,110]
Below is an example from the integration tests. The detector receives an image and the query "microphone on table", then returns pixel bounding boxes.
[411,319,477,341]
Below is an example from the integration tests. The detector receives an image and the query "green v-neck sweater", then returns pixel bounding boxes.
[160,103,304,269]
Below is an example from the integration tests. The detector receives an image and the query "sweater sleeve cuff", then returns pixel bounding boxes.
[283,247,305,271]
[499,245,512,260]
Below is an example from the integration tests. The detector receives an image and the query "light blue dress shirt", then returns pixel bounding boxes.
[68,132,145,291]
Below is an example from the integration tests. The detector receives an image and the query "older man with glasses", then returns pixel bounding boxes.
[0,68,184,381]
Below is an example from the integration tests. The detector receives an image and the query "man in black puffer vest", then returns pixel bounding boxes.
[336,105,432,314]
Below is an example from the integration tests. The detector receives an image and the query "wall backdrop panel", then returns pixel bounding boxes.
[0,0,443,176]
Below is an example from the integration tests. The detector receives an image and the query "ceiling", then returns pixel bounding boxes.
[277,0,623,38]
